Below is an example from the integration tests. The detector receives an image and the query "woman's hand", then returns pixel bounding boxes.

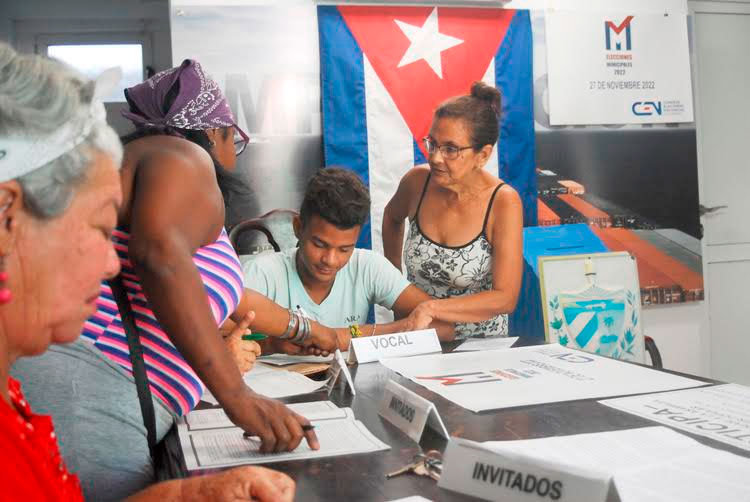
[405,302,435,331]
[223,312,262,374]
[224,386,320,453]
[193,466,295,502]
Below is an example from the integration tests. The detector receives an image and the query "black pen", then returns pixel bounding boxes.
[243,424,316,439]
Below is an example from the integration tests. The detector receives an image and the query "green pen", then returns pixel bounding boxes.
[242,333,268,341]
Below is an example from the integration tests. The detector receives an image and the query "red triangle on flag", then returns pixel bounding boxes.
[339,6,515,150]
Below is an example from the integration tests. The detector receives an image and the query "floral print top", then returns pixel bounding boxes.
[403,176,508,339]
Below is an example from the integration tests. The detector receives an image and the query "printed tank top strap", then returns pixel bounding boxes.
[481,183,506,236]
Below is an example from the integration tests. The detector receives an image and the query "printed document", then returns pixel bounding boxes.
[483,426,750,502]
[380,344,705,412]
[179,401,389,470]
[453,336,518,352]
[600,383,750,452]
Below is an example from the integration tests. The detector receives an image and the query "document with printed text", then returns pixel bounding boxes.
[179,401,389,470]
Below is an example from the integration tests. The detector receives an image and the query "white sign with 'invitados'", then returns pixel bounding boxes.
[438,437,620,502]
[378,380,449,443]
[348,329,441,364]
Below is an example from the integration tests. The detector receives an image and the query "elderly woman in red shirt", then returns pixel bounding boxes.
[0,43,294,502]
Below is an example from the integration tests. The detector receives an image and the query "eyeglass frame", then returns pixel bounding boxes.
[422,136,475,160]
[233,125,250,157]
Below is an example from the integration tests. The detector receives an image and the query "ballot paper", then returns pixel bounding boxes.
[201,364,326,405]
[453,336,519,352]
[600,383,750,452]
[482,426,750,502]
[179,401,389,470]
[380,344,705,412]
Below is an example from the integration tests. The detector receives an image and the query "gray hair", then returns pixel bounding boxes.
[0,43,122,219]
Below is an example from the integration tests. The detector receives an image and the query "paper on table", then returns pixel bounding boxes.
[380,344,706,412]
[201,365,326,405]
[453,336,518,352]
[185,401,352,431]
[483,426,750,502]
[600,383,750,452]
[386,497,433,502]
[258,353,342,366]
[179,410,389,469]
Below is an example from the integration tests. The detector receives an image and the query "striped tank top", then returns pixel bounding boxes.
[81,227,244,416]
[403,174,508,339]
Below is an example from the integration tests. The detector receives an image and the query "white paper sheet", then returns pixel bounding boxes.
[483,427,750,502]
[379,344,705,412]
[185,401,351,431]
[201,365,327,405]
[453,336,518,352]
[600,383,750,452]
[257,353,335,366]
[179,405,389,470]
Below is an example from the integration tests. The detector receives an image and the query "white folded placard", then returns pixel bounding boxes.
[378,380,449,442]
[438,437,620,502]
[348,329,441,364]
[326,349,355,396]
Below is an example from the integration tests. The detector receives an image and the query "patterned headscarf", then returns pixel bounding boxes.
[121,59,247,137]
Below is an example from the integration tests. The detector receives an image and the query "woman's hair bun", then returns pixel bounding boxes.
[470,81,501,118]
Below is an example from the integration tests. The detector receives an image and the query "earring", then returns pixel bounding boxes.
[0,256,11,304]
[208,139,216,147]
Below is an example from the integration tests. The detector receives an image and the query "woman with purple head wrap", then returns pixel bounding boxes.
[14,59,339,499]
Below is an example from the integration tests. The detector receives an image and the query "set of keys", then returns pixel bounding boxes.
[386,450,443,481]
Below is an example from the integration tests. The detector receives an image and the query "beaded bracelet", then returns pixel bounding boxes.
[349,324,363,338]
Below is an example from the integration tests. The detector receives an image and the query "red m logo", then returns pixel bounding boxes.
[606,16,634,34]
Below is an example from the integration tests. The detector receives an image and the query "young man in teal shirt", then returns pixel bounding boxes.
[243,167,453,344]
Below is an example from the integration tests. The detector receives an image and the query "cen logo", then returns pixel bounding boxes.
[605,16,634,51]
[632,101,662,116]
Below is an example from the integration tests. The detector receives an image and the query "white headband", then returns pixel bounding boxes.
[0,67,121,183]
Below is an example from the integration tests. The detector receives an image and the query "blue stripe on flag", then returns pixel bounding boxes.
[413,137,426,165]
[495,10,537,226]
[318,6,372,249]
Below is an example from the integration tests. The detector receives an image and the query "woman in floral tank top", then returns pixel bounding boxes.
[383,82,523,339]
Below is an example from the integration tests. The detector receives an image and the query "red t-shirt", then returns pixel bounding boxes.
[0,377,83,502]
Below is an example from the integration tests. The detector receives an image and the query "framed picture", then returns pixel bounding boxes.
[539,251,645,363]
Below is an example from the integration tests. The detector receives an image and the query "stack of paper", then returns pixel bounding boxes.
[201,364,326,405]
[179,401,389,470]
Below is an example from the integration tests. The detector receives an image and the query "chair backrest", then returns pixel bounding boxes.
[229,209,299,256]
[538,251,648,364]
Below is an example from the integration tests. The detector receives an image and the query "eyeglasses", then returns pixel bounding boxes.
[422,137,473,160]
[234,127,250,156]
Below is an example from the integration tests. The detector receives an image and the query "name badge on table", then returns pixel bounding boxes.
[348,329,441,364]
[326,349,356,396]
[378,380,449,443]
[438,438,620,502]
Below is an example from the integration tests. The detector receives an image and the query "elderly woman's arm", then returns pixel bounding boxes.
[408,186,523,325]
[383,167,426,271]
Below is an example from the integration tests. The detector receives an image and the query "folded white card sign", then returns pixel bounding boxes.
[438,438,620,502]
[378,380,449,443]
[326,349,355,396]
[348,329,442,364]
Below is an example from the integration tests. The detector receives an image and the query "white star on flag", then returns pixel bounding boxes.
[395,7,464,79]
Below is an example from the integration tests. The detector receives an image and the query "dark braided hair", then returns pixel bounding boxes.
[299,167,370,230]
[433,81,502,151]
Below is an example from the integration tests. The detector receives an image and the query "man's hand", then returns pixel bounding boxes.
[223,311,261,374]
[405,302,434,332]
[224,387,320,453]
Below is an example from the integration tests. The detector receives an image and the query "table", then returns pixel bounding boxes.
[164,345,747,501]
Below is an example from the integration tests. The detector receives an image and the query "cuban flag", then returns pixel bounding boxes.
[318,5,536,255]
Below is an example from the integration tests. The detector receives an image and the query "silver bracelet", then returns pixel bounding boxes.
[290,311,306,344]
[281,309,297,340]
[292,313,312,345]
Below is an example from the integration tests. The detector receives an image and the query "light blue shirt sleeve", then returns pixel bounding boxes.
[356,249,411,310]
[241,252,288,305]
